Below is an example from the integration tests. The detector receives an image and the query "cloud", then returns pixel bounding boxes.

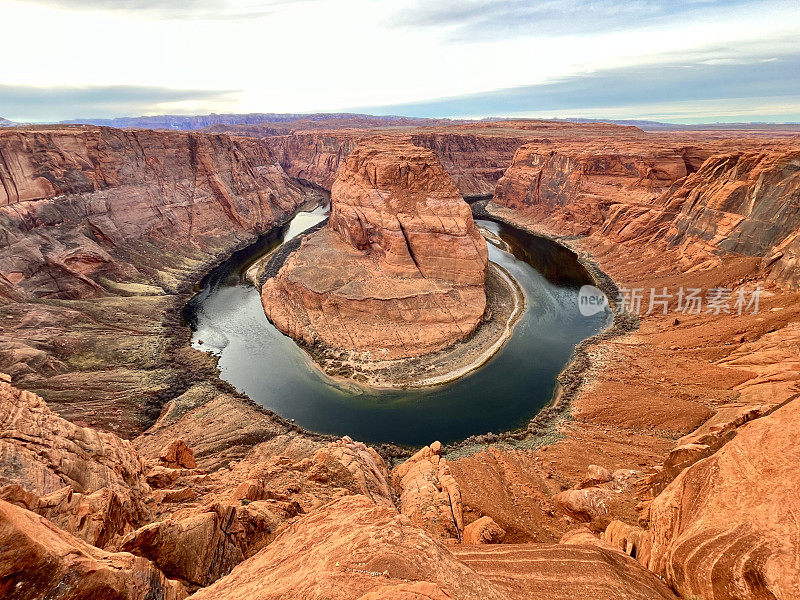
[18,0,311,20]
[355,53,800,122]
[388,0,778,40]
[0,85,238,122]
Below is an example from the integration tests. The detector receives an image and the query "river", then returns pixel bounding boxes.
[183,204,610,446]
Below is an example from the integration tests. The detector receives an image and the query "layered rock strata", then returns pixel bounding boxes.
[494,142,800,288]
[645,398,800,600]
[261,140,488,361]
[0,125,317,435]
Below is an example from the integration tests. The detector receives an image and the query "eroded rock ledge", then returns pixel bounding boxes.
[260,140,523,385]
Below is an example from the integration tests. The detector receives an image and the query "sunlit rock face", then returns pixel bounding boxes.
[261,139,488,360]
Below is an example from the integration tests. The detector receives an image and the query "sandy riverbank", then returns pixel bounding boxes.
[286,260,526,389]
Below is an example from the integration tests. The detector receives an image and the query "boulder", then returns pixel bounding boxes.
[552,487,617,524]
[463,516,506,544]
[159,440,197,470]
[578,465,612,488]
[35,486,137,549]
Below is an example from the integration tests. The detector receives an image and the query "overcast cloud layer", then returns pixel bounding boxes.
[357,53,800,122]
[0,85,236,122]
[1,0,798,123]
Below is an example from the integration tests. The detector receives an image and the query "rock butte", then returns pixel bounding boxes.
[0,117,799,599]
[261,139,489,360]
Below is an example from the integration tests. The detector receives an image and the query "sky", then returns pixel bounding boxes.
[1,0,798,123]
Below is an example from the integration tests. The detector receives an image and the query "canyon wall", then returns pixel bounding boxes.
[493,141,800,288]
[661,151,800,289]
[492,142,708,236]
[0,126,310,299]
[264,130,524,198]
[0,126,317,435]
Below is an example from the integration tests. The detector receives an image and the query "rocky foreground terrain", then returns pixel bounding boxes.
[0,118,799,599]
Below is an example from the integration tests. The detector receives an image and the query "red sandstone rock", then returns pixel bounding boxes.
[641,402,778,498]
[0,126,310,300]
[451,543,677,599]
[0,126,317,436]
[494,140,800,289]
[493,142,692,236]
[34,485,137,549]
[601,520,652,566]
[0,121,798,600]
[661,151,800,289]
[146,465,187,489]
[189,495,506,600]
[463,516,505,544]
[0,376,149,523]
[559,527,619,553]
[354,581,455,600]
[329,141,487,285]
[311,436,393,507]
[262,129,520,197]
[579,464,612,488]
[159,439,197,469]
[262,140,488,360]
[552,487,617,525]
[646,398,800,600]
[0,499,186,600]
[135,390,293,471]
[392,442,464,541]
[120,502,259,587]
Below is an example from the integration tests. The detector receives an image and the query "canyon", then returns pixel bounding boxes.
[0,117,798,599]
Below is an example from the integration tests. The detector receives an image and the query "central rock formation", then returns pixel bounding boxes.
[261,140,488,360]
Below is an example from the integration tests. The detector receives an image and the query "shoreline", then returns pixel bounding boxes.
[175,197,631,459]
[442,201,638,456]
